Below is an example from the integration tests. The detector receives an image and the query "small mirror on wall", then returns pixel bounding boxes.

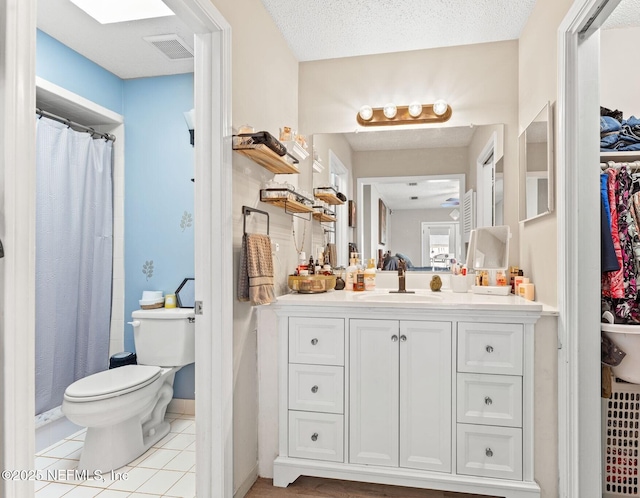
[519,102,554,221]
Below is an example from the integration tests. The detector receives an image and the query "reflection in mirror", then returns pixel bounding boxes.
[520,102,554,221]
[466,225,512,296]
[467,225,510,270]
[312,124,503,270]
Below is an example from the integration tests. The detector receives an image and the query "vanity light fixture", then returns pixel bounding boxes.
[357,99,452,127]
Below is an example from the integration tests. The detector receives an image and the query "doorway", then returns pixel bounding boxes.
[421,222,459,269]
[558,0,624,496]
[0,1,233,497]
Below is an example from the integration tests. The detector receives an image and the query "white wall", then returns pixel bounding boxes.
[210,0,299,494]
[389,208,453,265]
[601,27,640,116]
[517,0,575,496]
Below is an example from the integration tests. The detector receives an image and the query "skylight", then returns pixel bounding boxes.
[69,0,175,24]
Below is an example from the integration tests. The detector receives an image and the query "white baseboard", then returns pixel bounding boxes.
[167,398,195,415]
[234,463,258,498]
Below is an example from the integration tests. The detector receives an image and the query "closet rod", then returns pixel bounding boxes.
[36,108,116,142]
[600,160,640,170]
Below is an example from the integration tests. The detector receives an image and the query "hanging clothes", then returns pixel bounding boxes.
[602,166,640,323]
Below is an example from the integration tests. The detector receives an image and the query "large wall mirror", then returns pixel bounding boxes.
[311,124,503,270]
[519,102,554,221]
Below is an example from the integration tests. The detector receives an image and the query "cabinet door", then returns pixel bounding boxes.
[399,320,452,472]
[349,319,399,467]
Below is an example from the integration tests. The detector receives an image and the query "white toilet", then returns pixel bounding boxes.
[62,308,195,471]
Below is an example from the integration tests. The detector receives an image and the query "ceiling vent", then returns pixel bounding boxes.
[144,34,194,60]
[408,182,418,186]
[410,196,418,200]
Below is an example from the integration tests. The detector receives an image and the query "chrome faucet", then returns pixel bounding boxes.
[390,259,414,294]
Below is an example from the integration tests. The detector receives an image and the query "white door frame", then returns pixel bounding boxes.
[476,132,497,228]
[0,1,233,497]
[557,0,621,496]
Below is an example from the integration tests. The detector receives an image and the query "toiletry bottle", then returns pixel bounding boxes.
[353,254,365,291]
[364,259,376,290]
[308,255,315,275]
[496,270,507,286]
[482,271,489,286]
[345,253,357,291]
[296,252,307,276]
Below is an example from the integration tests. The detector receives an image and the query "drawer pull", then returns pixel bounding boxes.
[485,448,493,457]
[484,396,493,405]
[311,385,319,393]
[485,345,494,353]
[311,433,318,442]
[311,338,318,346]
[400,335,407,342]
[391,335,399,342]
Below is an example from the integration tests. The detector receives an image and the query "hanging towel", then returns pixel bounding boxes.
[238,233,276,305]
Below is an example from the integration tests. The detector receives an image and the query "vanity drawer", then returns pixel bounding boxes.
[456,424,522,480]
[457,322,523,375]
[457,373,522,427]
[289,364,344,414]
[288,411,344,462]
[289,317,344,366]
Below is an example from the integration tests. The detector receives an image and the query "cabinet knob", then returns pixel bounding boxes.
[485,345,494,353]
[311,433,318,442]
[311,338,318,346]
[484,396,493,405]
[485,448,493,457]
[311,385,319,394]
[400,335,407,342]
[391,335,399,342]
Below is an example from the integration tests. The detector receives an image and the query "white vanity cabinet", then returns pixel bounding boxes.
[272,294,541,498]
[349,319,451,472]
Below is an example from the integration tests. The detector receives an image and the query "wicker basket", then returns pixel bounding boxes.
[603,379,640,497]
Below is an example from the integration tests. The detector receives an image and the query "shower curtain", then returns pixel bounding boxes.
[35,116,114,415]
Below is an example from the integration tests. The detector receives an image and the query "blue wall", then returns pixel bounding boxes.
[36,31,195,399]
[123,74,195,398]
[36,30,123,114]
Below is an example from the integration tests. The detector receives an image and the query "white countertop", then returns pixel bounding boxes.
[274,288,544,313]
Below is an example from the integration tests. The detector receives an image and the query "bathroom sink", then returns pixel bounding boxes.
[355,293,443,303]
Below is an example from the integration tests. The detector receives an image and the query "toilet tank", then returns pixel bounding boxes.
[131,308,195,367]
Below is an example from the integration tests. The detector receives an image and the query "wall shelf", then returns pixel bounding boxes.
[282,141,310,161]
[314,187,345,205]
[312,212,337,223]
[233,142,300,174]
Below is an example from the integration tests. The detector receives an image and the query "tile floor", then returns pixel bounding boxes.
[35,413,195,498]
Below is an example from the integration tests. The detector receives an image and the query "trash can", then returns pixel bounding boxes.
[109,352,137,369]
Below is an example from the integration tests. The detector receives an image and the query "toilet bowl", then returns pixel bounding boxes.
[62,308,195,471]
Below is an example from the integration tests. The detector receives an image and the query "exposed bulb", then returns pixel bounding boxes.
[408,102,422,118]
[383,103,397,119]
[358,105,373,121]
[433,99,448,116]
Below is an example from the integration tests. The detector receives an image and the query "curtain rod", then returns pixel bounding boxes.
[36,108,116,142]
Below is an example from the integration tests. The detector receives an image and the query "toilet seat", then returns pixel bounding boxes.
[64,365,161,402]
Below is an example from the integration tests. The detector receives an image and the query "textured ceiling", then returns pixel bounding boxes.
[603,0,640,29]
[260,0,537,62]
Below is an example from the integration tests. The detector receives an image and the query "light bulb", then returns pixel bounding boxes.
[408,102,422,118]
[358,105,373,121]
[433,99,448,116]
[383,103,397,119]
